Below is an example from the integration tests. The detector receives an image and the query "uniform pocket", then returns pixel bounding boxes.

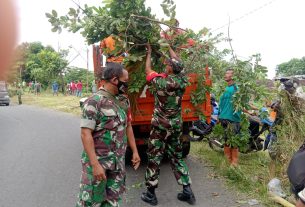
[78,163,94,203]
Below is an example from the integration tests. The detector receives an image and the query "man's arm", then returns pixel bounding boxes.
[168,46,181,62]
[126,122,140,170]
[145,43,167,83]
[81,128,106,181]
[145,44,153,75]
[243,103,259,116]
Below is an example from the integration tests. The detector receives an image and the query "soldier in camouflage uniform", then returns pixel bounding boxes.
[141,44,196,206]
[77,62,140,207]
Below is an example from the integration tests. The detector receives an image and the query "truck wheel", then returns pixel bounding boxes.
[180,134,191,158]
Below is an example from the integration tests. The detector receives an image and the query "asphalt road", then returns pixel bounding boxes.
[0,104,255,207]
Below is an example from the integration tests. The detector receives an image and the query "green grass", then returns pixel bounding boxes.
[11,92,84,116]
[190,142,281,206]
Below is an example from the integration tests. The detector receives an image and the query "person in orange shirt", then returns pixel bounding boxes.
[99,35,127,64]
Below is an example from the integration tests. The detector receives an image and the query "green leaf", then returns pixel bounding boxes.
[92,6,100,13]
[51,27,58,32]
[52,10,58,17]
[69,8,76,16]
[45,13,52,18]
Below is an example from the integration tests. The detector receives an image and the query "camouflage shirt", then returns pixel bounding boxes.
[147,71,188,129]
[80,88,130,171]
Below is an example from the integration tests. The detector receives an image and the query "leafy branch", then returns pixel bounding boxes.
[130,14,187,32]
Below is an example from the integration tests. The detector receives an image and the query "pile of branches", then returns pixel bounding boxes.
[275,90,305,181]
[46,0,220,94]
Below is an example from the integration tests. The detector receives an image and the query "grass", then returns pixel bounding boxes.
[11,92,85,116]
[190,142,282,206]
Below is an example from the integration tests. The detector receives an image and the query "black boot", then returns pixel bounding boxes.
[141,187,158,206]
[177,185,196,205]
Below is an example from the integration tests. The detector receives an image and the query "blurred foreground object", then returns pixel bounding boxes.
[0,0,17,79]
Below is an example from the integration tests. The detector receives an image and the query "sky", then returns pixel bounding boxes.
[14,0,305,78]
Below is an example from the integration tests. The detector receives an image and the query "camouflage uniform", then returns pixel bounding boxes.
[145,71,192,188]
[17,88,22,105]
[76,88,130,207]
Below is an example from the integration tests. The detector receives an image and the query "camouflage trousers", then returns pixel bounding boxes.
[145,126,192,188]
[76,161,126,207]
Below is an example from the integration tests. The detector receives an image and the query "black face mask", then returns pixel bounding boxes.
[117,80,128,94]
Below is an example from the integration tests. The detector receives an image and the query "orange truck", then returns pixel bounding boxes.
[92,43,212,158]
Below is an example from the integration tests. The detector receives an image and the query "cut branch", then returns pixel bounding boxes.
[130,14,187,32]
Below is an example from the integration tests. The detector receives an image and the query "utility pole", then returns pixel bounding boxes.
[58,37,65,94]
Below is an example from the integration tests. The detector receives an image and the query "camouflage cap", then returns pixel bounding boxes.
[168,58,184,74]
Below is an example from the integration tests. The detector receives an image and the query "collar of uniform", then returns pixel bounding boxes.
[100,87,117,98]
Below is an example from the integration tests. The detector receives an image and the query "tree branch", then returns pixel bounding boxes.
[70,0,100,25]
[130,14,187,32]
[227,16,237,63]
[125,43,157,54]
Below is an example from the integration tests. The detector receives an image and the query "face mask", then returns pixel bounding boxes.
[117,80,128,94]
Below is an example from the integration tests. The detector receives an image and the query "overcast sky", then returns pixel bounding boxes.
[15,0,305,78]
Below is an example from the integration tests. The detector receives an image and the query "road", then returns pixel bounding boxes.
[0,104,254,207]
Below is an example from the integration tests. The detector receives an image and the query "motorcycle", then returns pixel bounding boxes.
[188,112,276,153]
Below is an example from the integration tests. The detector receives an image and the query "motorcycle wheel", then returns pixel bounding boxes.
[208,137,224,152]
[188,130,205,142]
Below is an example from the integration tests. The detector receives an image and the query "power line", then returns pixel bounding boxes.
[211,0,278,33]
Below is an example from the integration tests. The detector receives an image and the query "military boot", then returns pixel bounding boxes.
[141,187,158,206]
[177,185,196,205]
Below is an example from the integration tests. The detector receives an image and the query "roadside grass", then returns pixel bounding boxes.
[11,92,85,116]
[190,142,279,207]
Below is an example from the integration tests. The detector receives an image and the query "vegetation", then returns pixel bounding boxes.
[277,57,305,76]
[273,90,305,186]
[46,0,268,117]
[9,42,95,93]
[191,142,275,206]
[11,92,82,116]
[46,0,220,104]
[65,66,96,92]
[9,42,68,87]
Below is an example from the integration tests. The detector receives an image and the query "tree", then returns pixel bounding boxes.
[26,49,68,87]
[46,0,218,94]
[46,0,268,113]
[276,57,305,76]
[65,66,95,92]
[9,42,68,90]
[8,42,45,83]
